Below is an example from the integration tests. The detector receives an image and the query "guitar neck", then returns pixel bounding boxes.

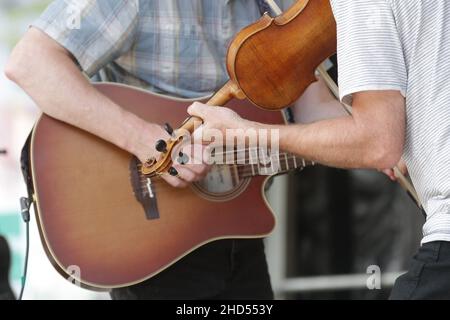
[238,153,314,178]
[214,148,314,179]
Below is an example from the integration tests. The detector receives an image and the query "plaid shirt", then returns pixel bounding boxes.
[33,0,294,99]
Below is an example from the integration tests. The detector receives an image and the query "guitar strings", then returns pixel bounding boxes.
[136,148,309,169]
[136,153,309,177]
[136,155,312,192]
[133,147,312,192]
[136,146,300,163]
[136,151,310,180]
[137,157,308,189]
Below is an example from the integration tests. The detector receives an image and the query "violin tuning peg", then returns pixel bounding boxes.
[164,123,174,136]
[155,140,167,153]
[177,152,189,165]
[168,167,178,177]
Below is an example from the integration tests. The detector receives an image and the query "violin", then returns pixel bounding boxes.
[142,0,337,176]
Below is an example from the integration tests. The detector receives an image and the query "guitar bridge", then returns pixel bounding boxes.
[129,157,160,220]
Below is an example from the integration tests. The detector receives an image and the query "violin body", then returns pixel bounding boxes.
[228,0,337,110]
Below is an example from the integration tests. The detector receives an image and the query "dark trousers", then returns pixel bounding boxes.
[110,239,273,300]
[0,236,15,300]
[390,241,450,299]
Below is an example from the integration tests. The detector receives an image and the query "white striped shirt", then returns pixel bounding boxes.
[331,0,450,244]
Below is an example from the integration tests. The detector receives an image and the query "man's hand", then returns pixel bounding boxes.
[161,143,211,188]
[137,124,210,188]
[381,159,408,181]
[187,102,252,141]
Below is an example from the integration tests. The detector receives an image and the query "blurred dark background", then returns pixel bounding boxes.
[281,56,422,299]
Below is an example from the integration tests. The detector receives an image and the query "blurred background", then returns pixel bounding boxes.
[0,0,423,300]
[0,0,107,300]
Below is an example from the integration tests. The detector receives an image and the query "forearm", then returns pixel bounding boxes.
[275,117,379,169]
[287,82,367,167]
[5,29,159,162]
[269,79,374,168]
[264,92,404,170]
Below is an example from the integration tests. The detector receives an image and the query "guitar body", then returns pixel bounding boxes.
[30,82,286,290]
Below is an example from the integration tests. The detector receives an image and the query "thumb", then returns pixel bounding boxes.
[188,102,209,119]
[381,168,397,181]
[192,125,205,144]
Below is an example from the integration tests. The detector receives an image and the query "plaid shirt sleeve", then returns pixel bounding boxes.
[32,0,140,77]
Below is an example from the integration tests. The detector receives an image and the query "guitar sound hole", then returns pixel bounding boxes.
[191,165,250,202]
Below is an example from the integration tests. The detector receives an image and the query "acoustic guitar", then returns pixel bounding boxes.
[28,82,312,290]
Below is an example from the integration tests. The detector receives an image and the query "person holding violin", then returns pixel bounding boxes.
[188,0,450,299]
[5,0,311,300]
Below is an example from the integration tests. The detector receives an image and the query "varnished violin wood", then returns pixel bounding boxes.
[227,0,336,110]
[178,80,245,134]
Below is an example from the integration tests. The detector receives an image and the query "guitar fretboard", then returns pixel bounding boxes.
[211,148,314,179]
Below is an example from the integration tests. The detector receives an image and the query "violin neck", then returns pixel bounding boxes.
[179,80,245,133]
[207,80,244,106]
